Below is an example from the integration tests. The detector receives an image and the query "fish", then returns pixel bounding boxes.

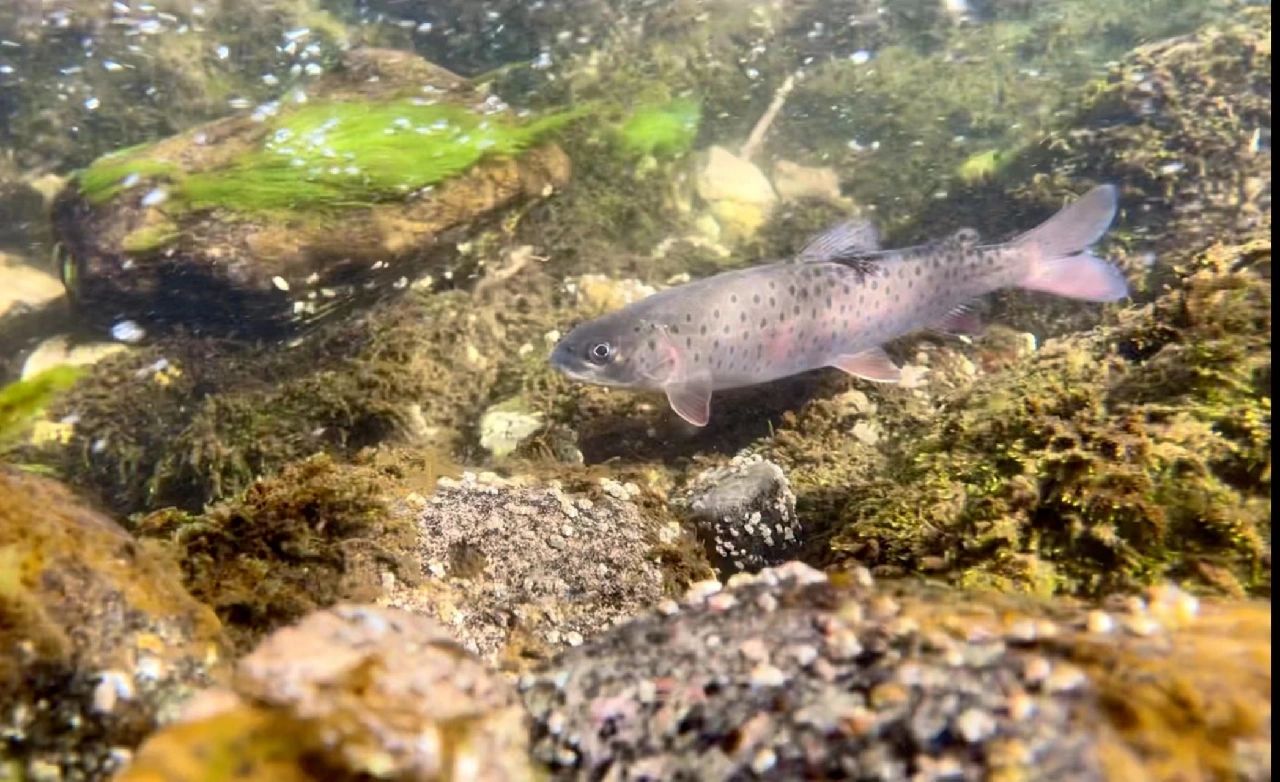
[550,184,1128,426]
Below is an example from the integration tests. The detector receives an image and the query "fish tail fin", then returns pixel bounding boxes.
[1014,184,1129,302]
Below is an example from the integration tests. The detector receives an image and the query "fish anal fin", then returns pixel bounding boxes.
[796,218,881,264]
[930,304,984,336]
[829,347,901,383]
[664,371,713,426]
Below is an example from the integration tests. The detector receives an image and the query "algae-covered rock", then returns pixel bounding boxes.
[32,282,538,514]
[0,468,228,779]
[134,454,419,653]
[382,471,669,667]
[118,604,536,782]
[52,46,576,339]
[523,562,1270,781]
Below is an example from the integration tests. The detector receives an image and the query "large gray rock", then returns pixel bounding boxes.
[384,472,668,664]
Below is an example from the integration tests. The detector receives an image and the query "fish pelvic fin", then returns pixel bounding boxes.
[1015,184,1129,302]
[664,370,713,426]
[929,303,984,336]
[829,347,902,383]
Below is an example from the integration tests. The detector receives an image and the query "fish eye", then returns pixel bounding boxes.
[587,341,615,364]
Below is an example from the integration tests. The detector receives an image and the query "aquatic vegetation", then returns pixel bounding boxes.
[0,366,83,452]
[827,230,1270,597]
[772,0,1241,234]
[76,99,585,215]
[613,97,702,159]
[135,454,417,653]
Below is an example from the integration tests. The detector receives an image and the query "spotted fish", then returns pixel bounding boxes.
[550,185,1127,426]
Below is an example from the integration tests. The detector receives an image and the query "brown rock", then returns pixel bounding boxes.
[0,467,228,780]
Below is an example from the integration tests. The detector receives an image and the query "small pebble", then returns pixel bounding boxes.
[1085,610,1115,634]
[750,747,778,774]
[1044,664,1087,694]
[954,708,997,743]
[749,663,787,688]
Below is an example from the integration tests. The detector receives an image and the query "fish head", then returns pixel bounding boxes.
[550,313,672,391]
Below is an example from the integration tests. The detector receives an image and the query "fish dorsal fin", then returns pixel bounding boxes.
[664,370,713,426]
[795,218,881,264]
[829,347,901,383]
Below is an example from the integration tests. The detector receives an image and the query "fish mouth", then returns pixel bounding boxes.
[548,341,631,388]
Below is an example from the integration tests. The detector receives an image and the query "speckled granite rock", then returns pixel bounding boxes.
[382,472,668,666]
[0,467,228,780]
[117,604,536,781]
[674,454,800,576]
[521,562,1271,781]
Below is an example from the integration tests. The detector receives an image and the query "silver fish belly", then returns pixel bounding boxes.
[551,185,1127,426]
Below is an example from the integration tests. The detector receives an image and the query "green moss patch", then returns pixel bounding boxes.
[77,99,585,214]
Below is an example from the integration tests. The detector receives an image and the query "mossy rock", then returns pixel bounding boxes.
[134,454,420,653]
[52,47,577,340]
[824,229,1270,597]
[0,468,228,778]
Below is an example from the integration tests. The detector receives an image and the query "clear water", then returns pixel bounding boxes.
[0,0,1270,592]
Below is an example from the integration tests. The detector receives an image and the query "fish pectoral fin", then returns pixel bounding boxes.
[830,347,902,383]
[663,372,713,427]
[929,304,984,336]
[795,218,881,263]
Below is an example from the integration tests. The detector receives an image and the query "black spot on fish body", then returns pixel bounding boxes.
[769,296,776,307]
[870,281,878,290]
[714,309,721,319]
[793,305,801,316]
[686,337,693,348]
[701,325,707,335]
[759,318,767,328]
[788,285,796,295]
[753,294,761,304]
[648,338,656,350]
[686,313,693,322]
[730,295,737,303]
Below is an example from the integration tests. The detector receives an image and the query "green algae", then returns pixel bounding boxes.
[76,99,586,215]
[0,367,84,452]
[613,97,702,159]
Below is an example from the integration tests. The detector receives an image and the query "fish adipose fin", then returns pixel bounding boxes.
[795,218,881,273]
[1016,184,1129,302]
[930,304,984,336]
[664,371,713,427]
[829,347,901,383]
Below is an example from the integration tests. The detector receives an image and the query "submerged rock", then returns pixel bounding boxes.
[51,47,576,340]
[118,604,535,782]
[674,454,800,576]
[523,562,1271,781]
[0,468,227,779]
[695,145,778,242]
[383,472,667,666]
[20,334,130,380]
[478,397,546,459]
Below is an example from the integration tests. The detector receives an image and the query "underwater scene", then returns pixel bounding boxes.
[0,0,1271,779]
